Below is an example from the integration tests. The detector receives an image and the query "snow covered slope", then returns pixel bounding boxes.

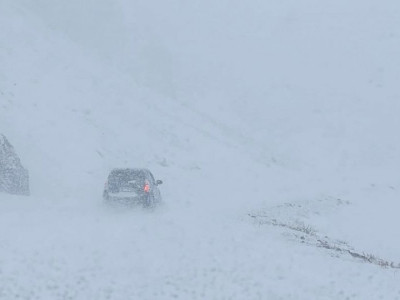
[1,0,400,299]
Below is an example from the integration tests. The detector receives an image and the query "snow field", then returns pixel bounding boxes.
[1,0,400,299]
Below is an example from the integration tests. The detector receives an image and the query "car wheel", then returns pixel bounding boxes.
[143,194,155,208]
[103,190,110,201]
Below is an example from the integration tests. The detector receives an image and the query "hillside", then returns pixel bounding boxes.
[1,1,400,299]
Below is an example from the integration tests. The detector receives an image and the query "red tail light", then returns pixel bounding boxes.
[144,183,150,193]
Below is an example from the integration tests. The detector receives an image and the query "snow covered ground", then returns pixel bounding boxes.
[1,0,400,299]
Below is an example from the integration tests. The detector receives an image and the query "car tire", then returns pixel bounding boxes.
[143,194,155,208]
[103,190,110,201]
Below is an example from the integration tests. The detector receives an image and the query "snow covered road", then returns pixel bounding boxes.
[1,194,400,300]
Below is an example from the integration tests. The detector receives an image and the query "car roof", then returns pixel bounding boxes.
[109,168,152,176]
[110,168,150,172]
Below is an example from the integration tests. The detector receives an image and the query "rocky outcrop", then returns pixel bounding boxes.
[0,134,29,195]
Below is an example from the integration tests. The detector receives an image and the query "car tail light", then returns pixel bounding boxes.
[144,183,150,193]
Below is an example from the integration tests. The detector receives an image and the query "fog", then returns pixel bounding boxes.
[1,0,400,299]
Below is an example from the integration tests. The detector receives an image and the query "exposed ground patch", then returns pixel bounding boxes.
[250,197,400,269]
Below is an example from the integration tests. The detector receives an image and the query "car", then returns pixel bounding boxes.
[103,168,162,207]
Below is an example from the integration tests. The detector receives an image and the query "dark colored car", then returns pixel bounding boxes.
[103,168,162,207]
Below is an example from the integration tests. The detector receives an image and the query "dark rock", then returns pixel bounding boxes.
[0,134,29,195]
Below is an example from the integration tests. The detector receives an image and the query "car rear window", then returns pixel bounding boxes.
[108,169,145,189]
